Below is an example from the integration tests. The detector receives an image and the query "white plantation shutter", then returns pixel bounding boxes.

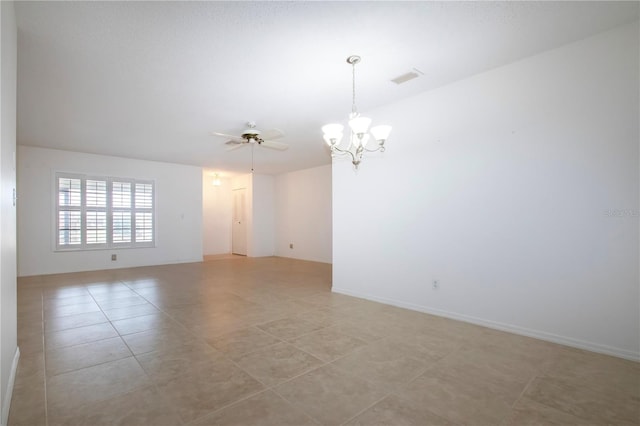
[57,177,82,247]
[112,211,132,243]
[112,181,133,244]
[55,173,155,250]
[134,183,154,243]
[85,179,108,246]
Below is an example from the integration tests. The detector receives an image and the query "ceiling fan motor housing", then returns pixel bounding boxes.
[214,122,286,150]
[242,123,262,142]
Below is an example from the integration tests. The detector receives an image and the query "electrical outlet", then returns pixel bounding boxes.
[432,280,439,289]
[289,243,294,249]
[111,254,117,261]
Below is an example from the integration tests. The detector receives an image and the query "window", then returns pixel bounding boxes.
[55,173,155,250]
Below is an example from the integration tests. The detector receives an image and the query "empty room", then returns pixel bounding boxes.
[1,1,638,426]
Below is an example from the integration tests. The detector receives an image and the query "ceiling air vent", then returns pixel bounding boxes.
[391,68,424,85]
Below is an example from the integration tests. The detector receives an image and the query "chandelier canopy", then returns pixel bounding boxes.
[322,55,392,169]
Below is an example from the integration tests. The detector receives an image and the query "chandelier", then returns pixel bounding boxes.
[322,55,392,169]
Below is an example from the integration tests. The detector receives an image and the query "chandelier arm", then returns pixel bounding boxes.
[330,145,352,156]
[330,146,359,163]
[363,145,384,153]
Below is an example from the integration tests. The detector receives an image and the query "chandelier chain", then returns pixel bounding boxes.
[352,61,357,115]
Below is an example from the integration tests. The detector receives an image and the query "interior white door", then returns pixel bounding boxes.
[232,188,247,255]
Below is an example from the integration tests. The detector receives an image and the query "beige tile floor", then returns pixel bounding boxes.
[9,256,640,426]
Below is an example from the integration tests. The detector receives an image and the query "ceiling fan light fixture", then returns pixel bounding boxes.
[322,55,391,169]
[213,122,289,158]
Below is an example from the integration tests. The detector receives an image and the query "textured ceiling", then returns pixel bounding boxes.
[15,1,639,175]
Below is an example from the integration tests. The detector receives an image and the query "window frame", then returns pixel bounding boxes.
[54,172,156,251]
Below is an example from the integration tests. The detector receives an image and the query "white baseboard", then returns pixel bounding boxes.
[1,347,20,426]
[332,287,640,362]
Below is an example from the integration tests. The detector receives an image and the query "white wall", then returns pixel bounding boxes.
[229,173,275,257]
[250,174,275,257]
[209,166,332,262]
[332,22,639,360]
[0,2,18,424]
[275,164,332,263]
[212,167,332,262]
[202,171,232,255]
[17,146,203,276]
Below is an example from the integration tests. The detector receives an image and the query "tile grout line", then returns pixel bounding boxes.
[20,260,628,426]
[47,279,150,422]
[267,355,389,426]
[505,347,566,417]
[119,278,193,426]
[41,289,50,426]
[510,371,539,408]
[122,279,277,425]
[153,302,345,424]
[333,347,439,426]
[99,279,168,397]
[338,392,390,426]
[183,388,269,425]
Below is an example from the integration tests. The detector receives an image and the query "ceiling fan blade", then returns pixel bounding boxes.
[225,142,248,152]
[261,128,285,141]
[260,140,289,151]
[211,132,244,143]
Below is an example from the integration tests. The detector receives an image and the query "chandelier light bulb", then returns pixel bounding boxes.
[322,123,344,137]
[359,133,370,148]
[322,123,344,146]
[348,116,372,135]
[323,133,343,146]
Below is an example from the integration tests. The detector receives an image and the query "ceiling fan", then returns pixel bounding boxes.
[212,122,288,151]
